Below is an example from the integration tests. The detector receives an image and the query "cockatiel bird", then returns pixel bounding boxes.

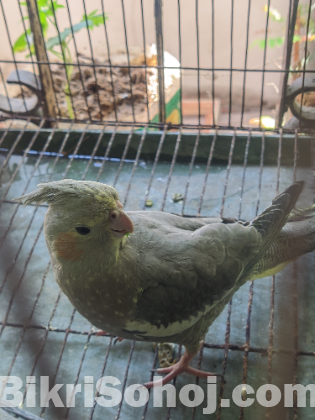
[14,180,315,387]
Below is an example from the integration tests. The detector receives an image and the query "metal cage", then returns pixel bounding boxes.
[0,1,315,419]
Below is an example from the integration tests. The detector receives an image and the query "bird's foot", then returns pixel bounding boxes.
[114,336,124,345]
[95,330,123,345]
[144,350,222,388]
[95,329,108,336]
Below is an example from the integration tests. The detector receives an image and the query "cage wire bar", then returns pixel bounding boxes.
[277,0,296,128]
[154,0,165,124]
[0,0,313,129]
[0,124,314,420]
[0,0,315,420]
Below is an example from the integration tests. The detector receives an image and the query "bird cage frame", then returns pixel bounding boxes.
[0,1,315,420]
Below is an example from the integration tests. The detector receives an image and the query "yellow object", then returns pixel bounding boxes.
[249,116,275,129]
[253,260,292,279]
[166,109,180,124]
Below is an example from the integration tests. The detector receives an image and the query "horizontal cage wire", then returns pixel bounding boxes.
[0,0,315,420]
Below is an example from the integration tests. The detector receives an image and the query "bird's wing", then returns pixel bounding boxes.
[123,182,304,339]
[123,217,261,338]
[126,210,225,231]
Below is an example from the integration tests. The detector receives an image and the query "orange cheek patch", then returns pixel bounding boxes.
[54,232,84,262]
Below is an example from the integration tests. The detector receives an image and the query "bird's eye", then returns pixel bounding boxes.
[75,227,91,235]
[110,211,118,220]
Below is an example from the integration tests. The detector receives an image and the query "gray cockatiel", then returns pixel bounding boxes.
[13,180,315,387]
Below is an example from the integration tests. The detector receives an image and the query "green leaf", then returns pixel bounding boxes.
[15,4,107,60]
[258,39,266,49]
[81,12,107,28]
[42,8,54,17]
[293,35,302,44]
[49,49,64,60]
[37,0,50,8]
[46,1,65,15]
[28,44,36,56]
[38,10,49,34]
[70,20,91,34]
[267,37,284,48]
[37,0,64,17]
[46,13,106,50]
[46,21,86,50]
[275,36,285,46]
[249,39,266,49]
[13,28,32,53]
[53,3,65,10]
[251,35,285,50]
[13,33,28,53]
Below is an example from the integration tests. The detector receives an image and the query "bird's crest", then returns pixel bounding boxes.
[12,179,119,208]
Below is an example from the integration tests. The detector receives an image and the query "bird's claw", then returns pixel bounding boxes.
[95,329,108,337]
[95,331,124,345]
[114,336,124,345]
[144,351,223,388]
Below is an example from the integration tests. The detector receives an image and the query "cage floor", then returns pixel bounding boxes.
[0,124,314,420]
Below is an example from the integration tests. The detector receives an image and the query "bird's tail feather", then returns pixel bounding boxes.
[253,203,315,278]
[243,181,305,276]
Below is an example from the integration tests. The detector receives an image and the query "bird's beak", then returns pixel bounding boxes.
[110,201,134,238]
